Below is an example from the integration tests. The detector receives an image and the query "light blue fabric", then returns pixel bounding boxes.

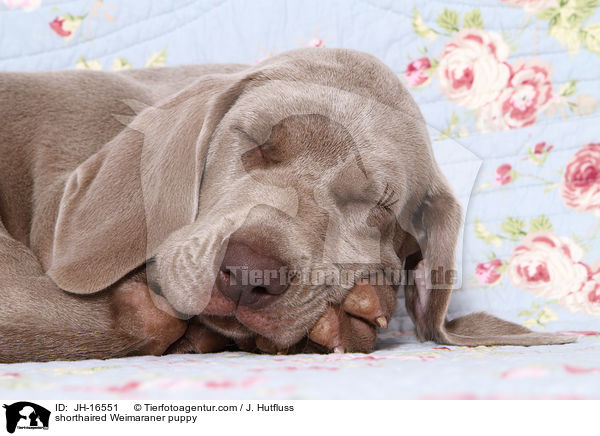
[1,335,599,400]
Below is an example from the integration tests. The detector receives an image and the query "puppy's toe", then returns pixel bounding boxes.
[308,281,397,354]
[309,305,344,351]
[308,305,376,353]
[342,280,397,330]
[345,316,377,353]
[306,312,371,354]
[167,320,233,354]
[255,336,282,354]
[165,336,196,354]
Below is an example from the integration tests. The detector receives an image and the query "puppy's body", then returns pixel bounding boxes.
[0,66,242,362]
[0,49,575,363]
[1,65,242,249]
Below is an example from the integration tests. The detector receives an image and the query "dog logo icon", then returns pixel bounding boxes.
[2,402,50,433]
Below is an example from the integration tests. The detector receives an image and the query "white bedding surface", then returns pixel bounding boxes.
[2,332,599,400]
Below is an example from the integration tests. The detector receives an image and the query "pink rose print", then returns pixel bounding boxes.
[558,330,600,336]
[405,57,431,87]
[560,264,600,316]
[500,366,548,379]
[475,259,503,285]
[50,17,71,37]
[306,38,324,48]
[49,14,84,41]
[477,60,553,132]
[494,163,513,185]
[507,231,588,299]
[533,141,554,154]
[559,143,600,217]
[563,364,600,375]
[502,60,553,127]
[437,29,510,110]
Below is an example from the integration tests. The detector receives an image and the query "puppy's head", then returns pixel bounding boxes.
[49,48,461,348]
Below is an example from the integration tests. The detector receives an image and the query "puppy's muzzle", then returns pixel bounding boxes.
[216,238,290,309]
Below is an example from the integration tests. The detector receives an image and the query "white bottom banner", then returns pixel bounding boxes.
[0,400,595,436]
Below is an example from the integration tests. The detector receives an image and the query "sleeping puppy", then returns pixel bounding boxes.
[0,48,575,363]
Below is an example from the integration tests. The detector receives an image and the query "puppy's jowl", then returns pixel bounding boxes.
[0,49,575,362]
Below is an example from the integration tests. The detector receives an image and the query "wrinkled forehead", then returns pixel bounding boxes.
[227,79,424,145]
[222,79,433,190]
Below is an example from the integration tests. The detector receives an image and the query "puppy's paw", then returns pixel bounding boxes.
[110,279,187,356]
[308,280,397,353]
[166,319,233,354]
[251,281,398,355]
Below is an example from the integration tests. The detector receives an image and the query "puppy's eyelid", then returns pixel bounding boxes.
[258,143,282,164]
[241,143,282,167]
[233,127,282,165]
[377,184,399,211]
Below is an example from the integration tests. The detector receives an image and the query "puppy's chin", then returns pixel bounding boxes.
[199,309,308,349]
[198,298,313,349]
[234,306,309,348]
[169,282,323,349]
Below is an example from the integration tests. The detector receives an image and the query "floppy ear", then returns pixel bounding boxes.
[402,179,576,346]
[48,72,252,294]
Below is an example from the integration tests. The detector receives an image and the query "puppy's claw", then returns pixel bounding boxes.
[375,316,388,330]
[333,346,345,354]
[342,279,391,327]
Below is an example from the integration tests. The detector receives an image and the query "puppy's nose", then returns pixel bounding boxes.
[216,240,289,309]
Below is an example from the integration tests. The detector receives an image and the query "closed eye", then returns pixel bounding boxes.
[237,128,282,170]
[365,184,398,228]
[242,144,281,169]
[376,183,399,212]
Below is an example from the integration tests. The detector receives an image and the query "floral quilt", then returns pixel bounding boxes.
[0,0,599,399]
